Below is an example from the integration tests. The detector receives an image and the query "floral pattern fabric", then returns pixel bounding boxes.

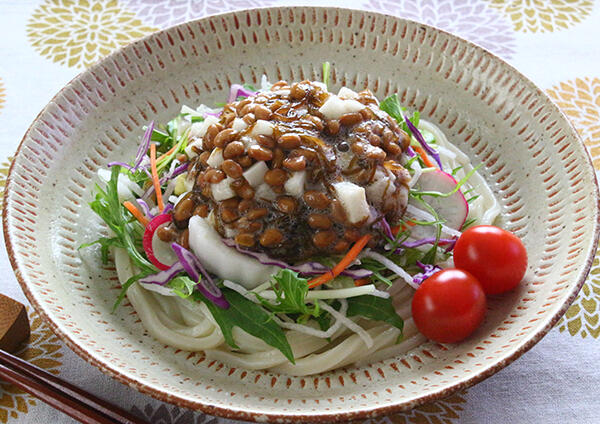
[1,0,600,423]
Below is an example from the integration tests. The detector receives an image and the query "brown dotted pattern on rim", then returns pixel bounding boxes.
[4,7,598,423]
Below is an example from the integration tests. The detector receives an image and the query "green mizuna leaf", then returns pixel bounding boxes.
[255,269,319,318]
[195,288,295,363]
[168,276,199,299]
[379,94,419,134]
[346,295,404,333]
[322,61,331,89]
[88,167,154,272]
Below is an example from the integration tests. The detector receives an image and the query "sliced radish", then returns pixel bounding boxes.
[152,230,178,267]
[143,213,174,270]
[405,170,468,242]
[416,170,468,230]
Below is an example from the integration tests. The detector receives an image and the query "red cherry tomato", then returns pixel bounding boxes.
[412,269,486,343]
[453,225,527,295]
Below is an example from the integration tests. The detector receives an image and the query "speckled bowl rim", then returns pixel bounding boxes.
[4,6,599,423]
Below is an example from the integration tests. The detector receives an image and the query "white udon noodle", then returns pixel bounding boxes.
[112,119,499,376]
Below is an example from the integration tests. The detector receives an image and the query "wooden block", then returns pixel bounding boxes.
[0,294,30,353]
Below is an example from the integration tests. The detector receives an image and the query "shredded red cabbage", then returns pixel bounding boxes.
[107,161,135,171]
[141,162,189,200]
[169,162,188,179]
[401,237,456,248]
[339,267,373,279]
[171,243,229,309]
[379,217,394,240]
[221,239,372,279]
[412,261,442,285]
[444,238,457,252]
[227,84,257,103]
[406,146,416,157]
[403,116,443,170]
[108,121,154,174]
[135,199,154,220]
[139,262,185,285]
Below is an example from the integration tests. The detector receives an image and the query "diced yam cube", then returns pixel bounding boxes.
[366,176,391,203]
[338,87,359,99]
[241,135,257,149]
[184,140,201,158]
[188,115,219,138]
[232,118,248,132]
[211,178,235,201]
[284,171,306,198]
[332,181,370,224]
[250,119,274,137]
[206,148,224,168]
[318,95,365,120]
[255,183,277,201]
[243,161,268,187]
[366,169,395,202]
[312,81,327,91]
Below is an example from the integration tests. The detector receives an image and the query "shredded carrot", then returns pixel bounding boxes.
[157,144,177,162]
[413,145,435,168]
[391,221,416,236]
[123,201,149,227]
[150,143,164,212]
[354,278,370,287]
[308,234,372,288]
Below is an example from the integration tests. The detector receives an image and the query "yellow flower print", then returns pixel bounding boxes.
[365,390,467,424]
[26,0,157,69]
[488,0,593,33]
[557,254,600,339]
[546,78,600,170]
[0,309,64,423]
[0,156,13,213]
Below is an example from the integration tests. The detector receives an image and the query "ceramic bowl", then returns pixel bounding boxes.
[4,7,598,423]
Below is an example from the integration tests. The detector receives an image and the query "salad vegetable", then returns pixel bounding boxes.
[454,225,527,295]
[83,69,526,366]
[412,268,486,343]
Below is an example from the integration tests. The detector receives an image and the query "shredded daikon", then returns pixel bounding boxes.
[360,250,419,290]
[406,204,463,238]
[272,300,349,339]
[408,160,422,188]
[319,301,373,348]
[257,284,389,301]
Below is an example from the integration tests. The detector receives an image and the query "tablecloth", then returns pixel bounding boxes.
[1,1,599,423]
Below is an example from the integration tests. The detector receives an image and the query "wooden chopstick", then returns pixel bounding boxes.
[0,349,147,424]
